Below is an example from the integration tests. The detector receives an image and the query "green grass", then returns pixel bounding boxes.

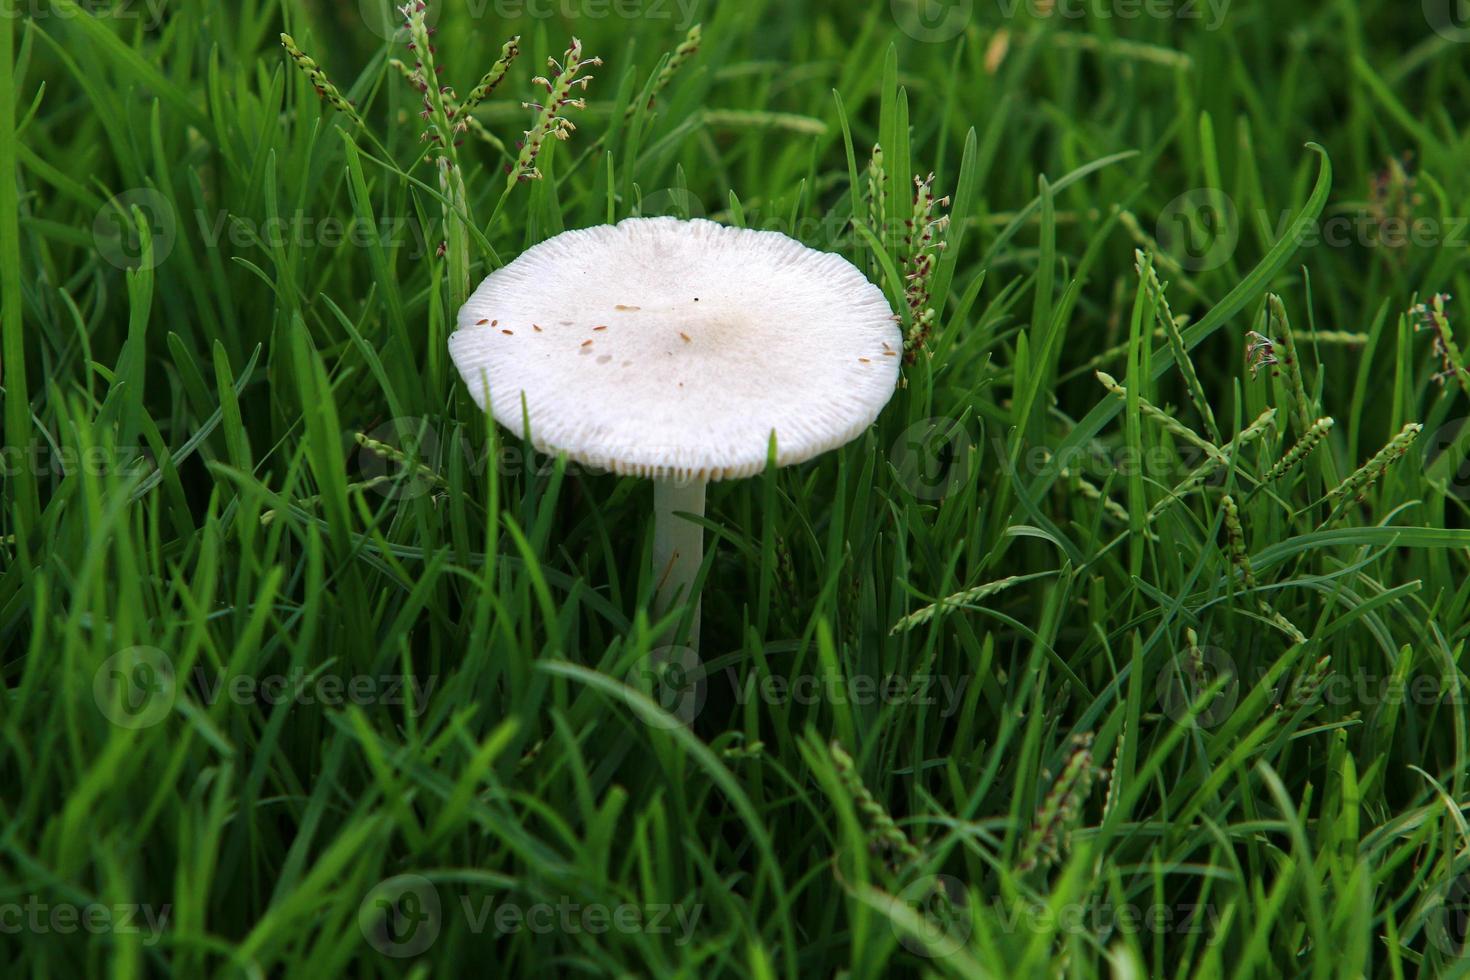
[4,0,1470,975]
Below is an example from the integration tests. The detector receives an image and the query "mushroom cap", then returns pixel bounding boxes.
[449,217,903,481]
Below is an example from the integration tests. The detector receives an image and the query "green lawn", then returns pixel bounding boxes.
[4,0,1470,975]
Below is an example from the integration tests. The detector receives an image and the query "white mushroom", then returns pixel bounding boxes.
[449,217,902,649]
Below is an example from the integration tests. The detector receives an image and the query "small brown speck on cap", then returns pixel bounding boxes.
[476,319,489,325]
[502,329,514,336]
[492,320,499,327]
[859,357,871,363]
[581,340,594,348]
[593,325,608,331]
[533,324,543,332]
[615,304,641,312]
[679,332,691,343]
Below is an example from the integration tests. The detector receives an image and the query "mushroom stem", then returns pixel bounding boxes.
[652,477,706,649]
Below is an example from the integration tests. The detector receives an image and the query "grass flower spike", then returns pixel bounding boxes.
[280,33,363,127]
[1327,421,1423,509]
[630,24,702,115]
[1019,733,1097,873]
[510,38,602,185]
[1412,293,1470,398]
[460,36,522,118]
[1261,416,1334,484]
[865,144,887,275]
[902,173,950,360]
